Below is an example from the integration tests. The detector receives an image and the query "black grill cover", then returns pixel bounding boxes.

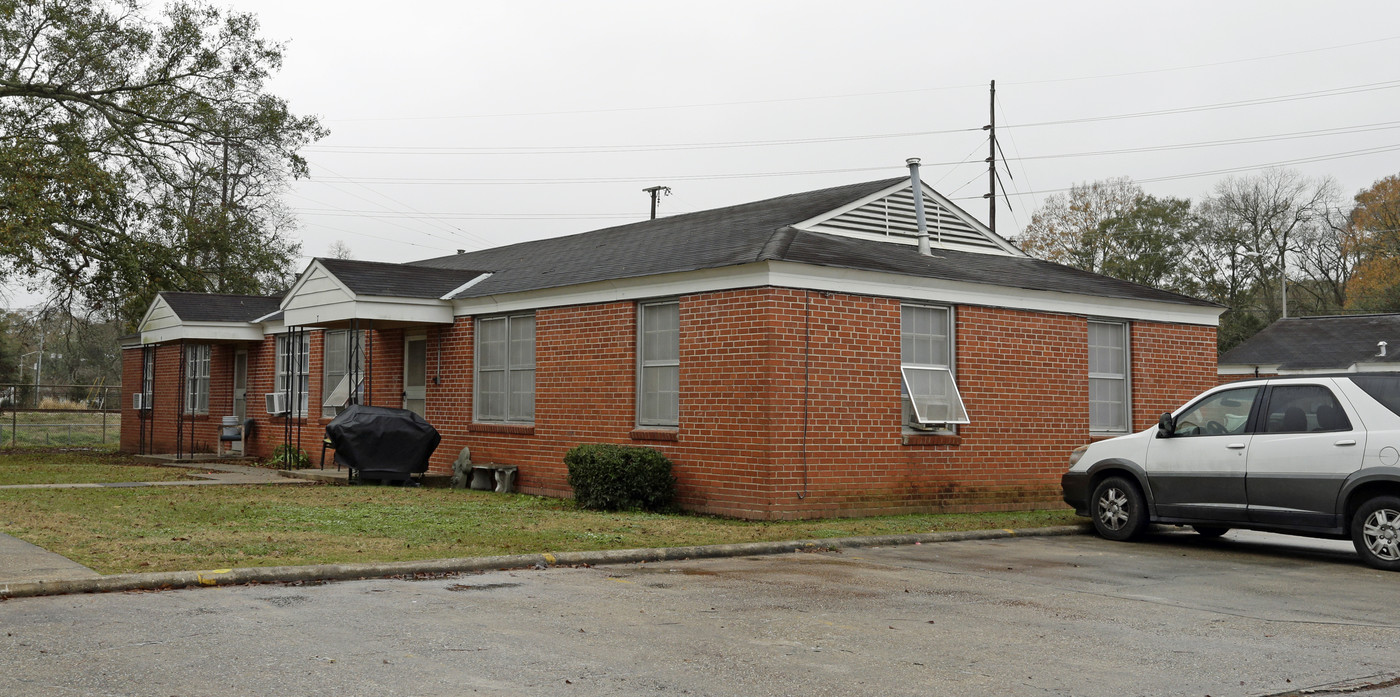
[325,405,440,478]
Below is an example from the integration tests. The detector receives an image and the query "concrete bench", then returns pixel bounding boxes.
[469,464,518,493]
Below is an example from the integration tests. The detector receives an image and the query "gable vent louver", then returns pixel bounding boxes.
[813,190,1001,251]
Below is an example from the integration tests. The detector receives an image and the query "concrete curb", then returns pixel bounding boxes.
[0,524,1091,600]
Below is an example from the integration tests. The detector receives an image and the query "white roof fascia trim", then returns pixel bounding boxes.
[282,297,455,327]
[449,261,1222,326]
[140,321,265,345]
[1278,366,1359,375]
[250,310,282,324]
[441,272,494,300]
[1218,364,1280,375]
[764,261,1221,326]
[790,180,911,230]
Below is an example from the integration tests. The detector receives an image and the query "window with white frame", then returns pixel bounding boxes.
[141,348,155,405]
[900,304,968,427]
[275,332,310,417]
[475,314,535,423]
[637,300,679,427]
[184,344,210,415]
[1088,320,1129,433]
[322,330,366,418]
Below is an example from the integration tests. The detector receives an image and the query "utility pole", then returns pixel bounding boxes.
[643,185,671,220]
[983,79,997,235]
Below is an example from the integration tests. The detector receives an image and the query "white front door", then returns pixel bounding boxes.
[404,336,427,417]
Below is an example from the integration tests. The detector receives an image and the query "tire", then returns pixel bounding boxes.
[1192,525,1230,538]
[1091,476,1148,541]
[1351,495,1400,571]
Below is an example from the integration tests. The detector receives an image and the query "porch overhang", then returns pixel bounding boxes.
[140,321,266,345]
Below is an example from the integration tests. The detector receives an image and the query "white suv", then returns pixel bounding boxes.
[1061,374,1400,570]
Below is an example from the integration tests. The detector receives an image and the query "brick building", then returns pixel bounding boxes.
[120,175,1223,519]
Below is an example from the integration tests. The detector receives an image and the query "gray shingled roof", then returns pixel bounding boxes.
[408,177,1217,308]
[159,292,282,323]
[316,258,491,299]
[1220,314,1400,369]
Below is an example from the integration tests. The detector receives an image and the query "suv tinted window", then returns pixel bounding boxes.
[1175,386,1258,437]
[1262,384,1351,433]
[1350,376,1400,417]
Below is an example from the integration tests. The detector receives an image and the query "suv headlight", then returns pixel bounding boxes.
[1069,444,1089,467]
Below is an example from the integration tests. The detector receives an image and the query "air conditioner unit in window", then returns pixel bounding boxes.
[265,392,289,415]
[132,392,153,410]
[907,412,939,432]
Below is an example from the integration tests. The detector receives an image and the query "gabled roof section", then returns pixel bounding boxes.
[137,292,280,344]
[156,292,282,323]
[315,258,492,299]
[412,178,907,298]
[280,258,491,328]
[791,179,1023,255]
[1220,314,1400,371]
[411,176,1215,311]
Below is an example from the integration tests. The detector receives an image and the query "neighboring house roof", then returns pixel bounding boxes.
[409,177,1216,309]
[1219,314,1400,371]
[315,258,491,299]
[158,292,283,323]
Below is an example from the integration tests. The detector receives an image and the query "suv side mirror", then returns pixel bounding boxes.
[1157,412,1176,438]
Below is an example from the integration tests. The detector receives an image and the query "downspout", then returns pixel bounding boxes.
[908,158,932,256]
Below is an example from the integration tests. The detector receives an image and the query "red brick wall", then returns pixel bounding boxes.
[121,289,1220,520]
[1130,322,1220,430]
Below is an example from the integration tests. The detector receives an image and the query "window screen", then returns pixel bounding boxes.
[638,300,679,427]
[184,344,210,415]
[275,333,310,417]
[1088,321,1129,432]
[475,314,534,423]
[900,305,966,427]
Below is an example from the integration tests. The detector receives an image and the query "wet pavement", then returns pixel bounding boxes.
[2,529,1397,696]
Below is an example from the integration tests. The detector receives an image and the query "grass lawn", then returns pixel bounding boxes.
[0,481,1079,575]
[0,449,199,485]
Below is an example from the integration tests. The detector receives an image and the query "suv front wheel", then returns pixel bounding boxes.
[1091,476,1148,541]
[1352,495,1400,571]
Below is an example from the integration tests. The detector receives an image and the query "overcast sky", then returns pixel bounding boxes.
[11,0,1400,306]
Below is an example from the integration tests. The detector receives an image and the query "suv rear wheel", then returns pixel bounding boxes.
[1352,495,1400,571]
[1091,476,1148,541]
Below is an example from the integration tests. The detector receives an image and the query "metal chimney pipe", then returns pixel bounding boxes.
[907,158,931,256]
[1379,341,1388,357]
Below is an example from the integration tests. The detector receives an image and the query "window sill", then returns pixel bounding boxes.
[630,428,678,442]
[902,433,962,446]
[469,423,535,436]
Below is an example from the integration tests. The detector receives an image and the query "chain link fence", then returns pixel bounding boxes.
[0,384,122,447]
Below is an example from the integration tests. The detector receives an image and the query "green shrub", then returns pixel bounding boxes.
[266,444,311,470]
[564,443,677,512]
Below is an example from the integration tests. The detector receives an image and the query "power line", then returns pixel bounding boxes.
[306,126,982,155]
[323,35,1400,123]
[295,208,640,221]
[1001,79,1400,130]
[948,142,1400,201]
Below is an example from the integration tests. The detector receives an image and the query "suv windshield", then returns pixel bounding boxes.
[1349,376,1400,417]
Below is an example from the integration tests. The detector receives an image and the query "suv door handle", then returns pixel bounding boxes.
[1226,443,1246,450]
[1335,439,1357,446]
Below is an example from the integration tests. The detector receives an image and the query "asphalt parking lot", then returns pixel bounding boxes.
[2,528,1398,697]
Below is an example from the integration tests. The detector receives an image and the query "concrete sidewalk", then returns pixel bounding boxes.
[0,532,100,583]
[0,460,314,490]
[0,526,1089,598]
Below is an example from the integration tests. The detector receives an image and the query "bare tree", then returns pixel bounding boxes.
[1202,169,1337,320]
